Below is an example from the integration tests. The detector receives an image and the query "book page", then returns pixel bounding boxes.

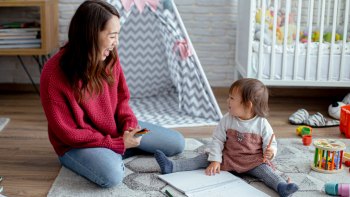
[187,179,270,197]
[158,170,237,193]
[158,169,268,196]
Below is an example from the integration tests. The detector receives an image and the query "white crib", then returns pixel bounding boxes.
[236,0,350,87]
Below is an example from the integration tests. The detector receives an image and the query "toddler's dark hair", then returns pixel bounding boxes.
[229,78,269,117]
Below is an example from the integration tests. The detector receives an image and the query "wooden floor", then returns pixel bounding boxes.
[0,87,348,197]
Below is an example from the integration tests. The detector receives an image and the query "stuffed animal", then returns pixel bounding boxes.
[254,23,273,45]
[255,8,275,45]
[255,8,274,29]
[312,31,320,42]
[276,10,297,44]
[280,24,297,44]
[328,101,346,120]
[323,32,342,42]
[300,31,322,43]
[300,31,308,43]
[328,93,350,120]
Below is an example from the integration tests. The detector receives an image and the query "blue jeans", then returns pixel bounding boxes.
[58,121,185,188]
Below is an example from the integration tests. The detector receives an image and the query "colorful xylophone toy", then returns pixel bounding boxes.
[311,139,346,174]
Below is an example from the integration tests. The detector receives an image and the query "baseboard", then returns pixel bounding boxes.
[268,87,349,98]
[1,83,348,100]
[0,83,39,93]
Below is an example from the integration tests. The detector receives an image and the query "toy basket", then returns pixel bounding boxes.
[340,105,350,138]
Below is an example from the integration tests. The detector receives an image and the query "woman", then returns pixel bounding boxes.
[40,0,184,188]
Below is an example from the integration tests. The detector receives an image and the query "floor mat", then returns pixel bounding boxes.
[47,138,350,197]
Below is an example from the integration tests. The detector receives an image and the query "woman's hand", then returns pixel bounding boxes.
[264,147,274,161]
[205,161,221,176]
[123,127,142,149]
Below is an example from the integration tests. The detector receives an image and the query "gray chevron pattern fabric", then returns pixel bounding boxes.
[107,0,222,127]
[118,6,173,97]
[129,90,218,127]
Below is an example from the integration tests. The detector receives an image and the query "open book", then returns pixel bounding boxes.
[158,169,269,197]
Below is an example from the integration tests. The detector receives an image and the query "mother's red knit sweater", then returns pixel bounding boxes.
[40,50,138,156]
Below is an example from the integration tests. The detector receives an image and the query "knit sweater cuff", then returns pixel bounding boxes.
[122,119,138,132]
[111,137,126,154]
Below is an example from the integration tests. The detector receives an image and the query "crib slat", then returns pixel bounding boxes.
[326,0,331,26]
[329,0,338,81]
[317,0,326,81]
[317,0,322,26]
[270,0,279,80]
[340,0,350,81]
[293,0,302,80]
[282,0,291,80]
[306,0,315,81]
[258,0,266,79]
[337,0,341,26]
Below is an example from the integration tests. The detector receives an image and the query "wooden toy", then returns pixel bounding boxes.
[343,152,350,164]
[345,161,350,167]
[311,139,346,174]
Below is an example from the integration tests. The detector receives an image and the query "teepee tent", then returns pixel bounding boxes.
[107,0,222,127]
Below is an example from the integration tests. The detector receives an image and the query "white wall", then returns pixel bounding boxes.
[0,0,238,87]
[175,0,237,86]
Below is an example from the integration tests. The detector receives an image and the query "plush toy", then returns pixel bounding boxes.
[300,31,322,43]
[328,93,350,120]
[312,31,320,42]
[255,8,274,29]
[300,31,308,43]
[280,24,297,44]
[323,32,342,42]
[255,8,275,45]
[328,101,346,120]
[276,27,283,44]
[254,24,272,45]
[276,10,297,44]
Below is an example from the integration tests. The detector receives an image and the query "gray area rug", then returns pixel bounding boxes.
[0,118,9,132]
[48,138,350,197]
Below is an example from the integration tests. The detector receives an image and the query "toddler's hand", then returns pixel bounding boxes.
[205,161,220,176]
[264,147,274,161]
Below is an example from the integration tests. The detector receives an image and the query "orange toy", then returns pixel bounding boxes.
[302,135,312,146]
[340,105,350,138]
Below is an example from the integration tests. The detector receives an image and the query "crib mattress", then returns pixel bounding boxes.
[252,41,350,55]
[251,41,350,81]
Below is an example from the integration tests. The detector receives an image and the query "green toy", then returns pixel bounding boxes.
[323,32,343,42]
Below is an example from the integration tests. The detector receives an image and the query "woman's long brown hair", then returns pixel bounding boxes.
[60,0,120,101]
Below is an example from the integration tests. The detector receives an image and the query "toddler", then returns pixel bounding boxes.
[155,78,299,197]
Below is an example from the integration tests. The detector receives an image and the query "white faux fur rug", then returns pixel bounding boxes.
[48,138,350,197]
[0,118,9,132]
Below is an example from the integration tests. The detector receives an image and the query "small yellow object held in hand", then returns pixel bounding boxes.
[134,128,150,137]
